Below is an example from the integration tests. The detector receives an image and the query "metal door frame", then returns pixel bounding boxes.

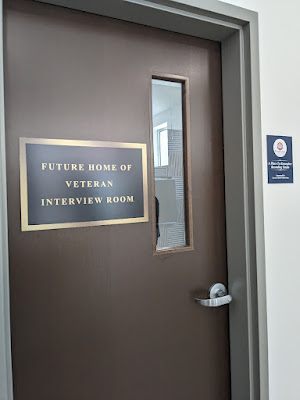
[0,1,268,399]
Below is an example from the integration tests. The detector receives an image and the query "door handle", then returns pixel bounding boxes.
[194,283,232,307]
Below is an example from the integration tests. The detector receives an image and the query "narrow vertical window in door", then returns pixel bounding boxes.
[151,77,193,252]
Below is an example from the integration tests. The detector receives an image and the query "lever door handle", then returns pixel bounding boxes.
[194,283,232,307]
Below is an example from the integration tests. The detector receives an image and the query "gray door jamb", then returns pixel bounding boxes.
[0,0,14,399]
[0,1,268,399]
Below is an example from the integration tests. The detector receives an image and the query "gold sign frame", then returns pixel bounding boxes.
[20,137,149,231]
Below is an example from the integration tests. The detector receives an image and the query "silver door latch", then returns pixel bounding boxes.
[194,283,232,307]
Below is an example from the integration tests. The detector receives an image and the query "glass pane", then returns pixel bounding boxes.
[152,79,187,251]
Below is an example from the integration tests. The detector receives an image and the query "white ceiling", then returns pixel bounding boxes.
[152,80,182,117]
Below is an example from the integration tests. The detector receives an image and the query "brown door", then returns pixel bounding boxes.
[5,1,230,399]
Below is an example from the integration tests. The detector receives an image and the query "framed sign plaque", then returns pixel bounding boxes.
[20,138,148,231]
[267,135,293,184]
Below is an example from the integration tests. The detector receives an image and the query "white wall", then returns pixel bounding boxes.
[221,1,300,399]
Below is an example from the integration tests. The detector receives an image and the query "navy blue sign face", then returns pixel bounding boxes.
[20,138,148,231]
[267,135,293,184]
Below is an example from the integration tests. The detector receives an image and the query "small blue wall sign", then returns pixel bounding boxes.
[267,135,293,183]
